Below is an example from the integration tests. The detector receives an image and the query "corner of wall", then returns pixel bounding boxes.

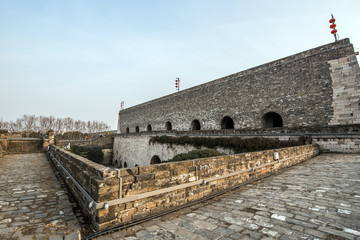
[329,53,360,125]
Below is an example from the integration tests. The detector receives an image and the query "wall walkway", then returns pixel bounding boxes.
[0,153,80,239]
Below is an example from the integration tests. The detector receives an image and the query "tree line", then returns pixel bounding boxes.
[0,115,111,133]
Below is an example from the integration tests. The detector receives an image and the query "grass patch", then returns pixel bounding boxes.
[70,145,104,164]
[150,136,305,154]
[167,149,224,162]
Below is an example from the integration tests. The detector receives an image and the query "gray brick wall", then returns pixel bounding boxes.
[118,39,359,133]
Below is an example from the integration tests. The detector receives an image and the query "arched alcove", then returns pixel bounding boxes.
[123,162,128,168]
[165,121,172,130]
[150,155,161,165]
[262,112,283,128]
[220,116,234,129]
[135,126,139,132]
[126,127,129,134]
[147,124,152,131]
[191,119,201,131]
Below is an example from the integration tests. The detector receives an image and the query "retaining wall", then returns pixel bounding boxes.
[47,144,319,230]
[313,134,360,153]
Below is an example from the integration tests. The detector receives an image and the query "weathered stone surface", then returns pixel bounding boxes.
[0,153,80,239]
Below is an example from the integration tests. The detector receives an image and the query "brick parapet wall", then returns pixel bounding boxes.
[0,139,43,156]
[57,137,113,149]
[99,144,319,230]
[46,145,119,226]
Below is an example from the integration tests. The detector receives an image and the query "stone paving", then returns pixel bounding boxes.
[94,154,360,240]
[0,153,80,240]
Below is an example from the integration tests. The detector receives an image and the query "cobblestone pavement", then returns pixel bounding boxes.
[0,153,80,240]
[95,154,360,240]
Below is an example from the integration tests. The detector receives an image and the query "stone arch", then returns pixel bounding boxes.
[165,121,172,130]
[220,116,234,129]
[150,155,161,165]
[126,127,129,134]
[147,124,152,131]
[191,119,201,131]
[262,112,283,128]
[123,162,128,168]
[135,126,139,132]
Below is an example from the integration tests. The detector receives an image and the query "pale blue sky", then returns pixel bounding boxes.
[1,0,360,129]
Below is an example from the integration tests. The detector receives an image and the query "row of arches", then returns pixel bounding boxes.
[125,112,283,133]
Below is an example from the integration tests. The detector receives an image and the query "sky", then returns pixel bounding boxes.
[1,0,360,130]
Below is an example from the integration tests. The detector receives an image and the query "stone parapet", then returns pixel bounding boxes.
[46,145,119,227]
[4,138,43,154]
[48,144,319,230]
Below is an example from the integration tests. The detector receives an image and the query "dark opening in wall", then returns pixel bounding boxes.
[123,162,128,168]
[165,121,172,130]
[263,112,283,128]
[126,127,129,134]
[147,124,152,131]
[221,116,234,129]
[191,119,201,131]
[150,155,161,164]
[135,126,139,132]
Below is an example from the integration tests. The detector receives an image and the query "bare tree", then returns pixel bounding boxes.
[54,118,64,133]
[0,119,6,129]
[1,115,111,133]
[22,115,37,132]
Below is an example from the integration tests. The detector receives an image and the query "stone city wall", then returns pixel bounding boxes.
[118,38,360,133]
[113,134,302,168]
[312,134,360,153]
[47,144,318,230]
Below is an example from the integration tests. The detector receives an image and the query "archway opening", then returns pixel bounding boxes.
[147,124,152,131]
[150,155,161,165]
[135,126,139,132]
[123,162,128,168]
[191,119,201,131]
[165,121,172,130]
[263,112,283,128]
[221,116,234,129]
[126,127,129,134]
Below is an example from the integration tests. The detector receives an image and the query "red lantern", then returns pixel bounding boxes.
[175,78,179,90]
[329,14,338,41]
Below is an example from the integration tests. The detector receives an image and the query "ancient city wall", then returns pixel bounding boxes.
[312,134,360,153]
[113,133,301,168]
[118,38,360,133]
[0,138,44,157]
[47,144,318,230]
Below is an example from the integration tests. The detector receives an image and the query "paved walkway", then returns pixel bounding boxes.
[0,153,80,240]
[95,154,360,240]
